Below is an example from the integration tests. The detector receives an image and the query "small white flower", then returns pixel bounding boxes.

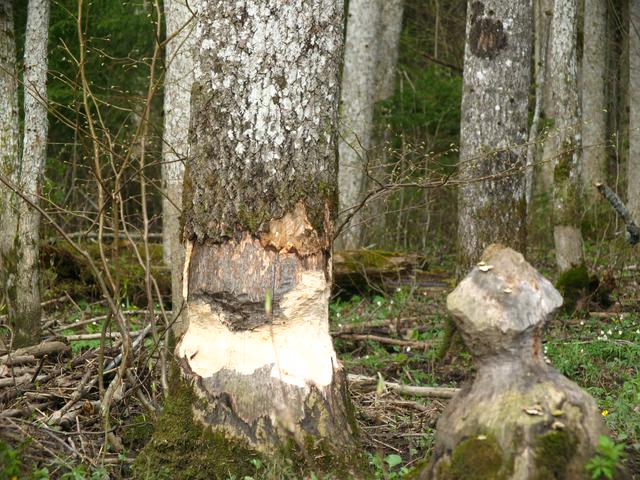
[396,287,402,292]
[618,330,623,336]
[406,346,411,352]
[607,329,613,336]
[580,321,585,326]
[389,300,394,305]
[336,312,341,318]
[600,330,605,335]
[376,301,382,307]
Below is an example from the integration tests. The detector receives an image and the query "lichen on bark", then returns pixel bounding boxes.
[457,0,531,269]
[183,1,343,243]
[145,1,369,477]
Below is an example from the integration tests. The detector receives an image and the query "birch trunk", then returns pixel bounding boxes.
[582,0,608,200]
[337,0,382,249]
[138,1,365,476]
[162,0,196,336]
[544,0,584,271]
[630,0,640,221]
[1,0,49,346]
[457,0,532,269]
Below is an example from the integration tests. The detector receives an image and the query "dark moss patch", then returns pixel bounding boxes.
[449,434,507,479]
[121,415,155,451]
[556,264,615,313]
[533,429,577,479]
[132,376,259,480]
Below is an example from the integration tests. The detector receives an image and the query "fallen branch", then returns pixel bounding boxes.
[347,373,459,399]
[596,183,640,245]
[0,341,68,364]
[65,330,142,342]
[334,333,430,350]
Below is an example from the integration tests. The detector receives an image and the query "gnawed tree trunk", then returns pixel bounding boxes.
[337,0,382,249]
[0,2,20,336]
[582,0,608,202]
[544,0,584,272]
[457,0,532,269]
[630,0,640,221]
[421,245,608,479]
[138,1,366,477]
[162,0,196,336]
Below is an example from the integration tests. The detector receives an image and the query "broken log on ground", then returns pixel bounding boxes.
[333,249,449,293]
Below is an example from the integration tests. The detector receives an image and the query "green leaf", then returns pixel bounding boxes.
[385,454,403,468]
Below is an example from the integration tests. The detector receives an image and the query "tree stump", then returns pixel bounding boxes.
[421,245,607,479]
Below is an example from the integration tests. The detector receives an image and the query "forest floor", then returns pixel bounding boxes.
[0,240,639,479]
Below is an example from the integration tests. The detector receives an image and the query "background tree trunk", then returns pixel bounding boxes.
[545,0,584,271]
[629,0,640,221]
[14,0,49,345]
[337,0,383,249]
[141,0,364,475]
[0,1,21,338]
[457,0,532,269]
[0,0,49,346]
[162,0,196,336]
[582,0,608,201]
[375,0,404,102]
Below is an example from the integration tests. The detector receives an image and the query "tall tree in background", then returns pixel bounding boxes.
[375,0,404,102]
[139,0,364,475]
[162,0,196,336]
[14,0,49,344]
[544,0,583,271]
[582,0,608,202]
[338,0,382,249]
[526,0,553,206]
[0,3,20,324]
[457,0,532,268]
[630,0,640,221]
[0,0,49,346]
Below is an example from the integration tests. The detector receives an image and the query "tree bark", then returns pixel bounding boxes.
[0,1,20,335]
[14,0,49,346]
[337,0,382,249]
[0,0,49,346]
[457,0,532,269]
[375,0,404,102]
[142,1,365,476]
[544,0,584,272]
[526,0,553,207]
[582,0,608,200]
[162,0,196,336]
[630,0,640,221]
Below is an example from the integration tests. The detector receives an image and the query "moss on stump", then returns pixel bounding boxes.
[133,377,259,480]
[134,373,370,479]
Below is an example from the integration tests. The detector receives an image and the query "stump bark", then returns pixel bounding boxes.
[421,245,607,480]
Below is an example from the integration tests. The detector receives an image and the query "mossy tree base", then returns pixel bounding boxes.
[134,371,369,480]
